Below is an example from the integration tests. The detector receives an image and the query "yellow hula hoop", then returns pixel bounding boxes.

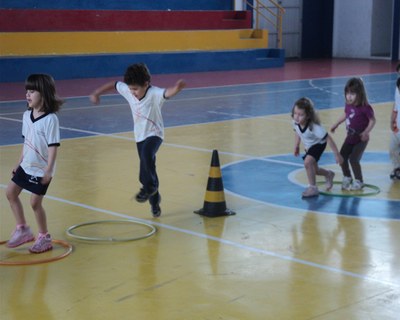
[66,219,157,242]
[0,239,73,266]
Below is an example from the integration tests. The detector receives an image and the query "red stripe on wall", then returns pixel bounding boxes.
[0,9,251,32]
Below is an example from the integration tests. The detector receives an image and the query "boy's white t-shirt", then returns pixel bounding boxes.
[293,121,327,150]
[116,81,166,142]
[20,110,60,177]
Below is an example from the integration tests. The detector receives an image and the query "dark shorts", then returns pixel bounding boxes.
[12,166,50,195]
[302,142,327,162]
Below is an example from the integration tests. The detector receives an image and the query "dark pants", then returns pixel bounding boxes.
[136,136,162,196]
[340,140,368,182]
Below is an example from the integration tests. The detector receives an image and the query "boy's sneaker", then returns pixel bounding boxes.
[302,185,319,198]
[151,204,161,218]
[135,188,149,203]
[390,167,400,179]
[351,179,364,191]
[341,176,352,191]
[325,170,335,191]
[6,226,35,248]
[150,192,162,217]
[29,234,53,254]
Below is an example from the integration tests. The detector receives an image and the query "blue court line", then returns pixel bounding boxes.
[222,152,400,220]
[0,73,397,146]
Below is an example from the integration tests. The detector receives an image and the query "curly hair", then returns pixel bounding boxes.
[123,63,151,86]
[291,97,321,128]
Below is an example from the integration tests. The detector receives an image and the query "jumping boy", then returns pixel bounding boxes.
[90,63,186,217]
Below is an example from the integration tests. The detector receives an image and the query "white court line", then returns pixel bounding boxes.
[0,183,396,288]
[0,115,134,142]
[0,115,294,163]
[0,113,325,176]
[308,79,341,95]
[0,71,394,105]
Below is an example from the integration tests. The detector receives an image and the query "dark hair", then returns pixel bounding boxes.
[397,77,400,89]
[291,97,320,127]
[25,74,63,113]
[396,63,400,73]
[123,63,151,86]
[344,77,369,106]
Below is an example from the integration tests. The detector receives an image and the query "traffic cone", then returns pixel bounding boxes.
[194,150,235,217]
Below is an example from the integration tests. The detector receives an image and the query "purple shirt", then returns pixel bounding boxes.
[344,103,374,144]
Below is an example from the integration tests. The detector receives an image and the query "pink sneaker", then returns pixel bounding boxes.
[6,226,35,248]
[29,234,53,254]
[325,170,335,191]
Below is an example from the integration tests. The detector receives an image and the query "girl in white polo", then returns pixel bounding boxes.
[6,74,63,253]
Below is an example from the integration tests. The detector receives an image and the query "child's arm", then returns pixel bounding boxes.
[330,112,346,133]
[360,116,376,142]
[90,81,116,104]
[41,146,58,185]
[164,79,186,99]
[326,134,343,165]
[12,149,24,175]
[294,134,301,157]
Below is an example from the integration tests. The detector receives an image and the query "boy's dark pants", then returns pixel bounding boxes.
[136,136,162,198]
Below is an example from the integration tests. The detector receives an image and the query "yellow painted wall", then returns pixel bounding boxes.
[0,29,268,56]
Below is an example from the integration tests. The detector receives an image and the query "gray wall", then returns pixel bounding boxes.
[333,0,397,59]
[245,0,399,59]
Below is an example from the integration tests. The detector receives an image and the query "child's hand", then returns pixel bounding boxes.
[41,171,52,185]
[330,124,338,133]
[11,165,18,176]
[360,131,369,142]
[90,94,100,105]
[294,146,300,157]
[390,121,395,131]
[335,153,344,165]
[176,79,186,90]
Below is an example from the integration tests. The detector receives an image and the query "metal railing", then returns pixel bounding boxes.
[244,0,285,48]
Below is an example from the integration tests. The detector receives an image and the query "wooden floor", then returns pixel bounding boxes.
[1,59,399,319]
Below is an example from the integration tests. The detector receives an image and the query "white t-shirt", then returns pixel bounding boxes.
[115,81,166,142]
[293,121,327,150]
[20,110,60,177]
[394,86,400,129]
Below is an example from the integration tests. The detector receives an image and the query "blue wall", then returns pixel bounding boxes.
[0,49,285,82]
[0,0,233,10]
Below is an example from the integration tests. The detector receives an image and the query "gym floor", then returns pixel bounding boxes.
[1,59,399,319]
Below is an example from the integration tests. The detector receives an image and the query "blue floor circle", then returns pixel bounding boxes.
[222,152,400,220]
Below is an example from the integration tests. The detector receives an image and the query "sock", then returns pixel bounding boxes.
[38,232,49,238]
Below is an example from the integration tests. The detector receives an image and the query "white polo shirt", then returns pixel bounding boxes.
[116,81,166,142]
[293,121,327,150]
[20,110,60,177]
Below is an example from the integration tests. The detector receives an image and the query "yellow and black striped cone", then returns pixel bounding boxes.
[194,150,235,217]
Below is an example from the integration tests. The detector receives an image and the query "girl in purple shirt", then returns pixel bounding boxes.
[331,77,376,190]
